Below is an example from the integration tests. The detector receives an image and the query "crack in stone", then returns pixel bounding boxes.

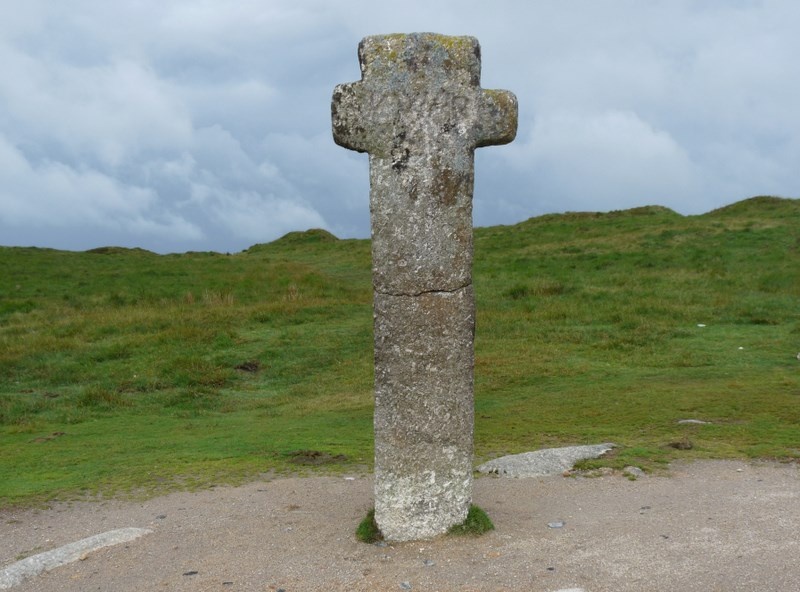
[377,283,472,298]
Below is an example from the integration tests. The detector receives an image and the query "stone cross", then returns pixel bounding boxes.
[331,33,517,541]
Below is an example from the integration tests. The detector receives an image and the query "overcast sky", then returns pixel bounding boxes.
[1,1,798,253]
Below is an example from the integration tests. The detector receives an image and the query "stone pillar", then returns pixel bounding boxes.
[332,33,517,541]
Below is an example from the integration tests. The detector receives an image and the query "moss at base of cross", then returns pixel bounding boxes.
[355,509,382,543]
[447,505,495,536]
[355,505,494,543]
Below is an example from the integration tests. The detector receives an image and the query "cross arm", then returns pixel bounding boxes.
[474,89,518,148]
[332,82,371,154]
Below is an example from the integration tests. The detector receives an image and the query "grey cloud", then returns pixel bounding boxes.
[1,0,798,253]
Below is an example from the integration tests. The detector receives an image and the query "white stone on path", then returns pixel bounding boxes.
[0,527,151,589]
[477,444,616,478]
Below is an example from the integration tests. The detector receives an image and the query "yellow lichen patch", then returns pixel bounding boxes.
[430,34,476,53]
[367,33,478,65]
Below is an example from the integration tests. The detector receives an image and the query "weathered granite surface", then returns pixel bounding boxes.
[477,444,617,478]
[332,33,517,541]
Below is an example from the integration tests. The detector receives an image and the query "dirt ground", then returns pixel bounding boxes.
[1,459,798,592]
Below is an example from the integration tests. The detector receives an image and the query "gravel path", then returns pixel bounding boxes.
[1,460,797,591]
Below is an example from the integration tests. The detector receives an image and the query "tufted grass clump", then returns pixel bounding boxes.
[355,509,383,543]
[448,505,495,536]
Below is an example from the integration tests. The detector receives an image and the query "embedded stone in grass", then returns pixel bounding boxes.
[332,32,517,542]
[477,444,616,478]
[234,360,260,372]
[668,439,693,450]
[286,450,348,465]
[623,466,647,479]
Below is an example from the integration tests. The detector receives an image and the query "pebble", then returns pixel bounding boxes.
[423,559,435,567]
[548,521,565,529]
[623,466,646,478]
[400,581,412,590]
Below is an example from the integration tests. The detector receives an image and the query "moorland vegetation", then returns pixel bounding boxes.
[1,196,798,506]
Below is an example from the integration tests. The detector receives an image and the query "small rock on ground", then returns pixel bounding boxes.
[477,444,615,478]
[623,466,646,479]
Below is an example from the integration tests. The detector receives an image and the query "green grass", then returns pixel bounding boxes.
[448,505,495,536]
[1,196,799,507]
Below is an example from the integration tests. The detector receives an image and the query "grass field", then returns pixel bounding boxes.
[1,196,798,506]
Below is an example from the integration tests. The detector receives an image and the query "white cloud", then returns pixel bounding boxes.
[260,131,370,236]
[506,110,703,212]
[0,135,202,240]
[0,43,192,168]
[192,183,327,242]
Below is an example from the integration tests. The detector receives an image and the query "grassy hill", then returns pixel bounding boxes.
[1,196,798,506]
